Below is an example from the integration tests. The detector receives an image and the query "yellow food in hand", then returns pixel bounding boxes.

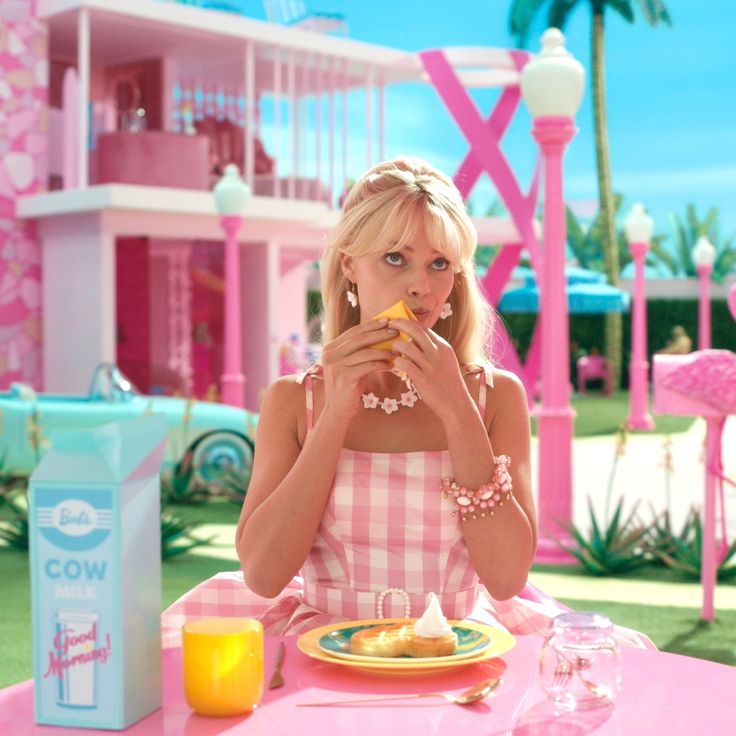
[370,300,417,350]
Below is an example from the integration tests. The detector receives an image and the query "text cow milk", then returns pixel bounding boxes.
[29,415,167,729]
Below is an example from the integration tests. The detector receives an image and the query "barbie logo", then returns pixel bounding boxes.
[51,501,98,537]
[38,496,112,551]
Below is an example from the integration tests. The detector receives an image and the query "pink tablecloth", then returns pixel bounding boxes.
[1,636,734,735]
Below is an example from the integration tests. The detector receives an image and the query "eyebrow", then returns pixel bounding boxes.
[394,244,446,258]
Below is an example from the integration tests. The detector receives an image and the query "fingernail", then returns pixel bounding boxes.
[377,317,389,325]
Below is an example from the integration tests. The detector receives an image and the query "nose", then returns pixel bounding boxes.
[407,268,431,297]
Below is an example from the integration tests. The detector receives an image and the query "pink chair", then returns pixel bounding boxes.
[577,354,613,395]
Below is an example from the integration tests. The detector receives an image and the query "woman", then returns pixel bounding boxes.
[162,157,651,647]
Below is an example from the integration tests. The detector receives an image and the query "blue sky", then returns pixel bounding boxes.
[247,0,736,257]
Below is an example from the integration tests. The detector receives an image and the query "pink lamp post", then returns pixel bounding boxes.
[692,235,716,350]
[213,163,251,407]
[624,203,655,430]
[520,29,584,561]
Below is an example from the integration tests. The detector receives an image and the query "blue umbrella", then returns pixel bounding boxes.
[498,267,630,314]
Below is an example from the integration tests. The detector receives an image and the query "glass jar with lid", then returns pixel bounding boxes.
[540,611,621,709]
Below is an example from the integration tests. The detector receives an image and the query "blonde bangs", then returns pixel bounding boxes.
[341,189,476,272]
[319,156,493,363]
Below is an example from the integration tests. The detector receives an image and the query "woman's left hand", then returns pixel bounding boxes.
[389,318,471,418]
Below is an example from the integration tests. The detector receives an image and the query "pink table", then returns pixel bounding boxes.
[1,636,733,735]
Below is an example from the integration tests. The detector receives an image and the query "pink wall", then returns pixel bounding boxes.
[116,237,151,392]
[0,0,46,390]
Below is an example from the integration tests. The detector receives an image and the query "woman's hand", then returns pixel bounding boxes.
[389,318,470,418]
[320,319,397,420]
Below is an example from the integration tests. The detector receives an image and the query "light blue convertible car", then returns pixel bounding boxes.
[0,363,258,481]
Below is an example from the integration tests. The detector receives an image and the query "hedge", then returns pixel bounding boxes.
[308,292,734,388]
[500,299,736,387]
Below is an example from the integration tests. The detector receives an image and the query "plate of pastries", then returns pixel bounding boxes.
[296,593,515,673]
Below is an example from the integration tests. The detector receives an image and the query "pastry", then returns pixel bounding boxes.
[350,622,409,657]
[405,593,458,657]
[404,625,458,658]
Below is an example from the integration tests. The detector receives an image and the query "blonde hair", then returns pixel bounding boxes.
[320,156,493,364]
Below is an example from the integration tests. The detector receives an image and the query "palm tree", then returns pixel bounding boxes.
[667,204,736,283]
[508,0,672,387]
[566,194,673,276]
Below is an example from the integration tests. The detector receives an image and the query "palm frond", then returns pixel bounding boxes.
[566,206,588,260]
[209,466,252,505]
[606,0,635,23]
[648,238,678,276]
[649,507,736,581]
[655,0,673,26]
[0,488,29,550]
[549,0,582,30]
[509,0,548,46]
[636,0,673,25]
[160,511,215,560]
[557,496,653,575]
[160,451,213,505]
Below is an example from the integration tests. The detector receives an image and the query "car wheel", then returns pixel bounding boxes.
[191,432,254,483]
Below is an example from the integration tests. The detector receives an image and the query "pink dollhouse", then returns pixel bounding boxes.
[1,0,541,413]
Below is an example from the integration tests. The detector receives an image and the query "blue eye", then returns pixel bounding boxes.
[432,257,450,270]
[385,252,403,265]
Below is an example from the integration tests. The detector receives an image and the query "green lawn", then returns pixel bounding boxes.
[534,390,695,437]
[3,495,735,689]
[0,542,242,689]
[556,597,736,665]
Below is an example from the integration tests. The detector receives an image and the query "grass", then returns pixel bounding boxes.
[0,499,242,689]
[531,390,695,437]
[3,497,735,688]
[557,598,736,666]
[0,544,242,689]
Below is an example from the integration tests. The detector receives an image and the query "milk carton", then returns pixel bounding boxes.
[29,415,167,729]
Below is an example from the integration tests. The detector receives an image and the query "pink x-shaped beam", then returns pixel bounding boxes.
[419,49,542,401]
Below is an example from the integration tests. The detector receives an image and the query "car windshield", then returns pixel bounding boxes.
[88,364,140,401]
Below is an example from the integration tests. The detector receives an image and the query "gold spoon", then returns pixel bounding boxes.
[298,677,501,707]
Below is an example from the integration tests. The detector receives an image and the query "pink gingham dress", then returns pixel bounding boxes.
[162,365,655,649]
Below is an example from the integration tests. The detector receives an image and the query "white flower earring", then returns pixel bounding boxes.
[346,282,358,308]
[439,302,453,319]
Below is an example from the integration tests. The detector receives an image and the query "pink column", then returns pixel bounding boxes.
[220,215,245,406]
[532,116,577,563]
[697,264,712,350]
[627,242,654,430]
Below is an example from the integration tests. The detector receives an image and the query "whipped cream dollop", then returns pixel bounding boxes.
[413,592,454,638]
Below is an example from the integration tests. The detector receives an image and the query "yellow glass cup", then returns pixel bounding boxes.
[182,618,264,717]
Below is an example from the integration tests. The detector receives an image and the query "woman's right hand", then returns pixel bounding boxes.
[320,319,397,420]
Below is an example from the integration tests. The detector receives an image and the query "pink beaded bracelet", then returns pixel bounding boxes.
[440,454,513,522]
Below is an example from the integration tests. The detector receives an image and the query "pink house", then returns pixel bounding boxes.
[1,0,540,413]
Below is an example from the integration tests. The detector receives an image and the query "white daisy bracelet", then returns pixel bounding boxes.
[440,454,513,521]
